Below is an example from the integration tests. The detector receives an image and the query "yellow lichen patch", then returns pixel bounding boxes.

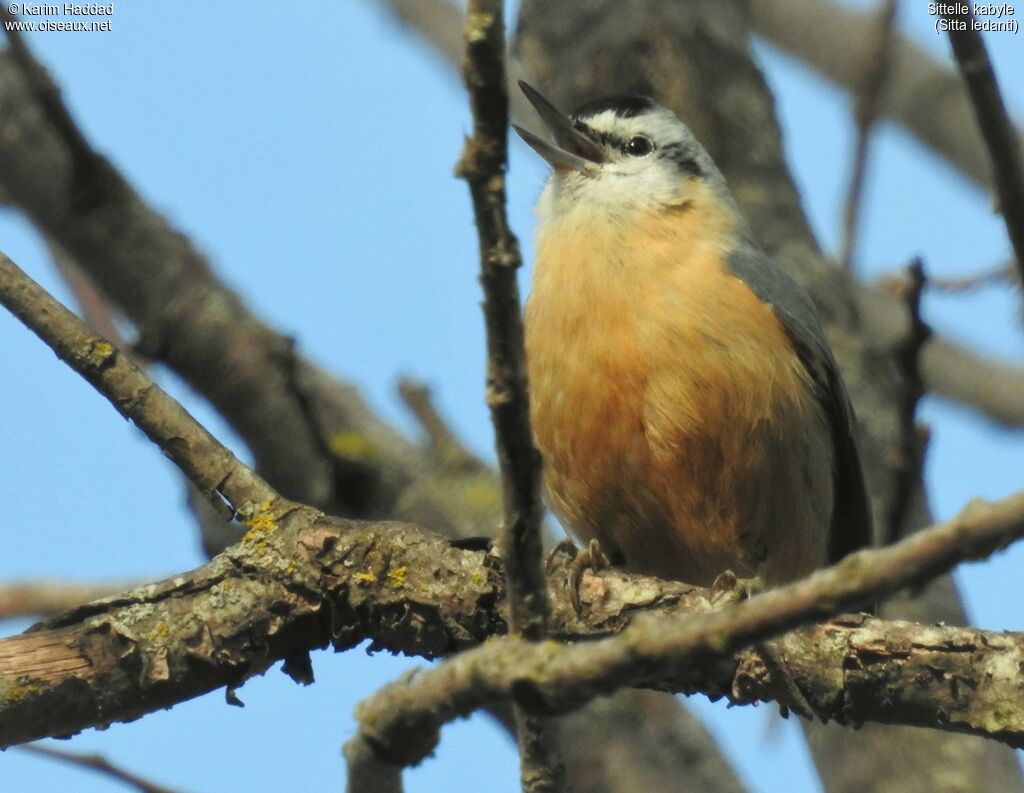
[244,513,277,533]
[465,10,494,42]
[387,566,408,589]
[328,431,379,463]
[145,622,171,643]
[80,339,115,367]
[353,571,377,586]
[241,501,278,541]
[5,680,47,701]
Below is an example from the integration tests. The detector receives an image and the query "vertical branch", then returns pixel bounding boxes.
[455,2,562,791]
[455,0,547,646]
[885,258,931,546]
[944,8,1024,285]
[839,0,898,273]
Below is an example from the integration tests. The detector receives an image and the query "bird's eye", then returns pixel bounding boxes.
[625,136,653,157]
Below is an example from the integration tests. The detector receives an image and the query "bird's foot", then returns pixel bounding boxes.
[546,537,609,615]
[709,570,764,607]
[708,571,818,721]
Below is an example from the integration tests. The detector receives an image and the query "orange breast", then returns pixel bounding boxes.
[525,197,833,585]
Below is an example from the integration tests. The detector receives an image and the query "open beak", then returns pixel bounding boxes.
[513,81,605,172]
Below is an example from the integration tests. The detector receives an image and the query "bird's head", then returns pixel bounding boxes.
[514,81,732,223]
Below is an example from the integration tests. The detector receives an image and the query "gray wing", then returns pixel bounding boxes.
[727,246,873,563]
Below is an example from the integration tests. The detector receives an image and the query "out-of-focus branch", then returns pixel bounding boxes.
[926,261,1017,292]
[858,280,1024,427]
[0,10,102,186]
[0,581,133,620]
[0,45,419,527]
[944,7,1024,287]
[838,0,898,273]
[454,1,562,790]
[19,744,189,793]
[398,379,481,472]
[749,0,1009,192]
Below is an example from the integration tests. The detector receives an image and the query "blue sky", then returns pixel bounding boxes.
[1,2,1022,791]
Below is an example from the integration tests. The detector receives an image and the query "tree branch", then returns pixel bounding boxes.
[0,252,278,517]
[748,0,1007,192]
[19,743,190,793]
[838,0,898,273]
[4,488,1024,750]
[455,1,562,789]
[944,6,1024,287]
[354,488,1024,765]
[0,581,135,620]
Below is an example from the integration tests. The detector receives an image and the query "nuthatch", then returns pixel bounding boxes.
[515,82,872,589]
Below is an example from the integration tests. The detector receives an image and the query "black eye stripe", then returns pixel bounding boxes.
[661,142,702,176]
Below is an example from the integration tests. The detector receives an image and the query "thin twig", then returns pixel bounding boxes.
[0,580,135,620]
[944,7,1024,287]
[885,258,931,545]
[926,261,1017,292]
[0,251,279,518]
[355,489,1024,762]
[397,378,481,471]
[838,0,898,273]
[454,1,562,791]
[20,744,190,793]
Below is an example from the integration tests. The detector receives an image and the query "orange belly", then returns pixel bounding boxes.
[525,207,833,585]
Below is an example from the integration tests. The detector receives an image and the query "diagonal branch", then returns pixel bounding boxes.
[944,7,1024,287]
[19,744,190,793]
[0,252,278,517]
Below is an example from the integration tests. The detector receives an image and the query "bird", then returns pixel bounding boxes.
[514,81,872,594]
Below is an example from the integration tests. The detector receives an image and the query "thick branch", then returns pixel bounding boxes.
[4,489,1024,749]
